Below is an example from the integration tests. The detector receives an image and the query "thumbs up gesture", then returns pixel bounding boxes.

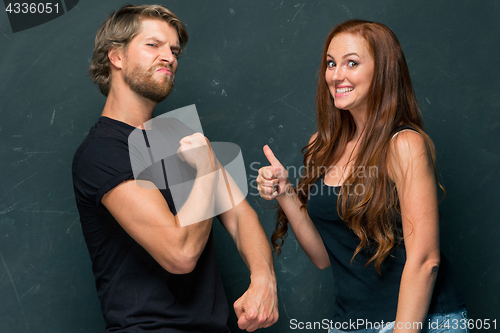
[257,145,291,200]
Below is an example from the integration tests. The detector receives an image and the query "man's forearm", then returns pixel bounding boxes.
[235,207,275,279]
[172,167,219,268]
[231,205,279,331]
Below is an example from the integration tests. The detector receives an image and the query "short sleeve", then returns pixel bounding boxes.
[73,136,134,208]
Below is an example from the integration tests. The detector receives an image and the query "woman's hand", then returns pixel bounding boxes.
[257,145,291,200]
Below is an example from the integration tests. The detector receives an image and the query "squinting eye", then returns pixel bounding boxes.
[326,60,335,68]
[147,43,157,47]
[347,60,358,68]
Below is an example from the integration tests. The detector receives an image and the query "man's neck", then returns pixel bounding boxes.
[101,86,157,128]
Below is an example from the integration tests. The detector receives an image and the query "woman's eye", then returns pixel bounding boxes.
[327,60,335,68]
[347,60,358,68]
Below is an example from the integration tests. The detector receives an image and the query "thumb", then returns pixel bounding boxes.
[263,145,282,168]
[234,298,244,319]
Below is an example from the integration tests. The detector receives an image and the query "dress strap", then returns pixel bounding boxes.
[391,124,418,140]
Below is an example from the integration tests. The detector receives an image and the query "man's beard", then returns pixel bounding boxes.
[124,64,175,103]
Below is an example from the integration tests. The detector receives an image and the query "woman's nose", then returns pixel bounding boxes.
[330,66,344,82]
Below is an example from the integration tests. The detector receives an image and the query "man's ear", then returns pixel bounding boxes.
[108,47,125,70]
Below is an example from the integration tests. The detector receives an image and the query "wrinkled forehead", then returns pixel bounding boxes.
[133,18,180,45]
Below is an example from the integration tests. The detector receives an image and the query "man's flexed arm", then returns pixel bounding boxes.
[102,133,217,275]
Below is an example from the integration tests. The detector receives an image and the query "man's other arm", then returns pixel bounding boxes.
[217,176,279,331]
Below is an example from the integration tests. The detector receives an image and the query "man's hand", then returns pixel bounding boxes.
[234,275,279,332]
[177,132,214,173]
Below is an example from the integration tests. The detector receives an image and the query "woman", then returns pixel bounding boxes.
[257,20,467,333]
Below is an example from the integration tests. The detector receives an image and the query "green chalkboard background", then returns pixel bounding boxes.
[0,0,498,332]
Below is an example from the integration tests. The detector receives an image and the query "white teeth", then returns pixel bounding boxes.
[336,87,353,93]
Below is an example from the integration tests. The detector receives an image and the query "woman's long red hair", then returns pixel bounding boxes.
[272,20,443,273]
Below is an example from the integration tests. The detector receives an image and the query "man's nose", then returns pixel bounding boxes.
[160,48,175,64]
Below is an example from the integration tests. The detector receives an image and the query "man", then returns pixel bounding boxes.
[72,4,278,332]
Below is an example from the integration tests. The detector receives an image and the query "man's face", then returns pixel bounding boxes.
[121,19,181,103]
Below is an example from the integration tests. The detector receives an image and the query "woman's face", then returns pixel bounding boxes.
[325,33,375,114]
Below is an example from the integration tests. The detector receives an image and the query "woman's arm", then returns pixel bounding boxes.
[257,133,330,269]
[275,179,331,269]
[388,130,441,333]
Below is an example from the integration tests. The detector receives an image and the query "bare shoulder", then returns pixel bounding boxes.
[388,130,432,182]
[303,132,318,164]
[309,132,318,145]
[389,129,427,161]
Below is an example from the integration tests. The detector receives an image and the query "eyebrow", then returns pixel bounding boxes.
[144,37,181,50]
[342,52,360,59]
[144,37,164,44]
[326,52,360,59]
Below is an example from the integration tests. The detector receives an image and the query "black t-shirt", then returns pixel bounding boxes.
[72,117,230,332]
[306,125,466,331]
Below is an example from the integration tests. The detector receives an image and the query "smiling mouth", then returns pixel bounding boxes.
[336,87,353,94]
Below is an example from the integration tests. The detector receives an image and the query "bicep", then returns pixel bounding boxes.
[101,179,182,272]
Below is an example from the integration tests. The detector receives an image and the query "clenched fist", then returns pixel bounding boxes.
[177,132,214,173]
